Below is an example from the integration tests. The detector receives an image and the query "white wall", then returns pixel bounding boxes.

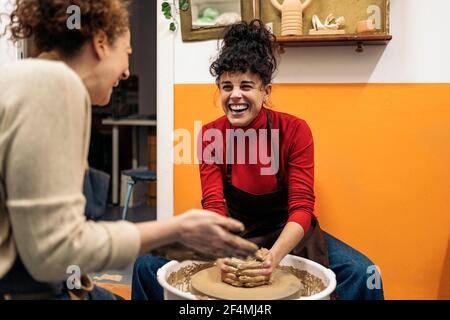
[172,0,450,84]
[0,0,18,65]
[157,0,175,220]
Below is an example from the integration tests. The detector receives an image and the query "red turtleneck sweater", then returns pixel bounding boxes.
[198,108,315,234]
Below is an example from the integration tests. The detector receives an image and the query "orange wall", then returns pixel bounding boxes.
[174,83,450,300]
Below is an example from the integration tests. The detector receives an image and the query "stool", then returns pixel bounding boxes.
[122,170,157,220]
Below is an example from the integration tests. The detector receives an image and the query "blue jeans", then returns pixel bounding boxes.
[54,285,123,300]
[0,256,121,300]
[131,233,384,300]
[132,255,168,300]
[325,233,384,300]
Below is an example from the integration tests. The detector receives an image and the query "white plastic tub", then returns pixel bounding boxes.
[157,254,336,300]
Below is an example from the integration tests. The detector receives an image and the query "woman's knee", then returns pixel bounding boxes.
[343,257,375,284]
[327,234,380,281]
[334,251,384,299]
[326,234,384,299]
[133,255,169,278]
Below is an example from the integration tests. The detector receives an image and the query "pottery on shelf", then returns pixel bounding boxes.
[271,0,314,36]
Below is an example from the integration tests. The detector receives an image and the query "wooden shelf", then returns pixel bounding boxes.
[276,34,392,52]
[276,33,392,52]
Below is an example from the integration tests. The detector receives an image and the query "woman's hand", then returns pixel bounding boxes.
[256,248,276,277]
[176,209,258,259]
[217,248,277,287]
[217,258,240,285]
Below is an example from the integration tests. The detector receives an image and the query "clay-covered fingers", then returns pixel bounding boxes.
[237,261,264,270]
[238,275,270,283]
[223,257,245,268]
[221,272,239,283]
[239,276,270,288]
[224,257,264,270]
[218,257,271,288]
[217,258,238,274]
[221,264,238,274]
[220,270,240,286]
[236,268,270,277]
[223,277,243,287]
[255,248,270,261]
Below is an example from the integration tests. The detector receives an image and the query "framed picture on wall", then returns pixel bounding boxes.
[180,0,255,42]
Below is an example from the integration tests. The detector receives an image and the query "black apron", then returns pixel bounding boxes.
[224,110,330,268]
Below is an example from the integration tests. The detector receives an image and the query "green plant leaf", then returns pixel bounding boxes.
[161,2,170,10]
[170,22,176,31]
[162,1,172,19]
[179,0,190,11]
[164,11,172,19]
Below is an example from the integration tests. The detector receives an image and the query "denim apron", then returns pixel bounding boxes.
[0,165,104,299]
[1,171,63,298]
[0,258,63,299]
[224,111,330,268]
[0,257,101,300]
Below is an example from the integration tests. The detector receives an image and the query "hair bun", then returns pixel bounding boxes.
[223,20,274,49]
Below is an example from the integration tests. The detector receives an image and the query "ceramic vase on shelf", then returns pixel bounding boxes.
[271,0,314,36]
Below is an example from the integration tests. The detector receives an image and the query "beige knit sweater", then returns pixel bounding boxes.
[0,59,140,282]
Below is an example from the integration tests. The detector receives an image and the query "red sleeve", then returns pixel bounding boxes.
[198,125,227,217]
[286,120,315,234]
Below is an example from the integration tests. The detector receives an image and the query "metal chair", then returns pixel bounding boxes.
[122,170,156,220]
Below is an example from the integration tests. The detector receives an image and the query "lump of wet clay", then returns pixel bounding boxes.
[222,249,271,288]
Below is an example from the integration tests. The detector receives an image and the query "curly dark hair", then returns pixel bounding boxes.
[5,0,130,56]
[210,19,279,86]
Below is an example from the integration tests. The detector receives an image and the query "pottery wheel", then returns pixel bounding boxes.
[190,266,301,300]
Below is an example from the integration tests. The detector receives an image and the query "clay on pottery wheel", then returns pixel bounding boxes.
[191,266,302,300]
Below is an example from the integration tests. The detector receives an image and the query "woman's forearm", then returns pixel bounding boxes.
[270,222,305,266]
[135,218,180,255]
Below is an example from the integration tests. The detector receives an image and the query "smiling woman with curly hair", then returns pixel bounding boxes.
[131,20,385,301]
[0,0,258,300]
